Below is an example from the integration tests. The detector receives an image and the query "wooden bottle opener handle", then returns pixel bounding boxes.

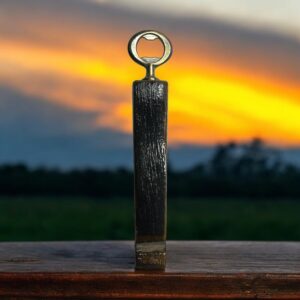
[128,30,172,270]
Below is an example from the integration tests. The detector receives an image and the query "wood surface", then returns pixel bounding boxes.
[0,241,300,299]
[133,80,168,270]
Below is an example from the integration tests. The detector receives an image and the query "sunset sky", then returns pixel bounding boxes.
[0,0,300,168]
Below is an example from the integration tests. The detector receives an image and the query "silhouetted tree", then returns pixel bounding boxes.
[0,138,299,198]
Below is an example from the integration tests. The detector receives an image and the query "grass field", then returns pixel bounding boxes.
[0,197,300,241]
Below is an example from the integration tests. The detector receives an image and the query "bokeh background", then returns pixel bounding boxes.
[1,0,300,241]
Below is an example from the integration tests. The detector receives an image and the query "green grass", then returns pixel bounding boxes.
[0,197,300,241]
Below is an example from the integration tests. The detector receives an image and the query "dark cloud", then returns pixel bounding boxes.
[0,86,132,169]
[0,85,96,135]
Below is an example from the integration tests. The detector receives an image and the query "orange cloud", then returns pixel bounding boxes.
[1,0,300,147]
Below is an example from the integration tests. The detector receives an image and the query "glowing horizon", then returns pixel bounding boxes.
[1,0,300,150]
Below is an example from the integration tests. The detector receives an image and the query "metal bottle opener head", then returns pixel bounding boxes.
[128,30,172,80]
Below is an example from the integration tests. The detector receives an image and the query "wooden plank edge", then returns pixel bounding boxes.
[0,272,300,299]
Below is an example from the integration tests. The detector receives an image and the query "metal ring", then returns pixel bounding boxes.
[128,30,172,79]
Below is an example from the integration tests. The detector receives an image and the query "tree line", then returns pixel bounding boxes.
[1,139,300,198]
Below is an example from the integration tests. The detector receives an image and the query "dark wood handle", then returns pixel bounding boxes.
[133,79,168,270]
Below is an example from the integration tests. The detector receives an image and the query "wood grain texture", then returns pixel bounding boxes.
[133,80,168,270]
[0,241,300,299]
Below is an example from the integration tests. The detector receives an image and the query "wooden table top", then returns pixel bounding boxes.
[0,241,300,299]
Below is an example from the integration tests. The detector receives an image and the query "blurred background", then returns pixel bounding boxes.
[0,0,300,241]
